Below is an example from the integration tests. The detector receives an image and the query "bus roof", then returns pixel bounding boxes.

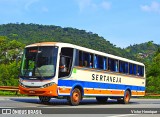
[25,42,144,66]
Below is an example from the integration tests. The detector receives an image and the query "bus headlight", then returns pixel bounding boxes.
[19,82,26,88]
[41,82,55,88]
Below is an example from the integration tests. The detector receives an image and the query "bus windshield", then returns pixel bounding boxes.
[20,46,58,79]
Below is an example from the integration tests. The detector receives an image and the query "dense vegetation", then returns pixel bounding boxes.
[0,23,160,93]
[0,36,24,86]
[0,23,125,57]
[125,41,159,63]
[146,48,160,93]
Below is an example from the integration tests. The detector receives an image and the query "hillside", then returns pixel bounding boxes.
[0,23,125,57]
[125,41,159,63]
[0,23,159,62]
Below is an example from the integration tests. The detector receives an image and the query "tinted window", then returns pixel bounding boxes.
[58,48,73,78]
[75,50,93,68]
[119,61,128,74]
[133,64,137,75]
[138,65,144,77]
[108,58,118,72]
[20,46,58,78]
[94,55,107,70]
[129,63,133,75]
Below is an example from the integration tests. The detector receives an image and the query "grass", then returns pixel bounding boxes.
[138,96,160,99]
[0,91,27,96]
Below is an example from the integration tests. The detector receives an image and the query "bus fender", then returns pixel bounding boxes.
[124,87,131,96]
[70,83,84,96]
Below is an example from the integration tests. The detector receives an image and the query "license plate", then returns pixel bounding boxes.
[29,90,35,93]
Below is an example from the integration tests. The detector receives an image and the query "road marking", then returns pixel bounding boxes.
[107,114,138,117]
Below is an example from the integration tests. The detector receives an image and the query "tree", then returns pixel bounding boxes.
[0,37,24,86]
[0,37,24,64]
[146,52,160,93]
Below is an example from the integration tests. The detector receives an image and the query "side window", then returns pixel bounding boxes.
[79,51,83,66]
[129,63,133,75]
[89,53,94,68]
[58,48,73,78]
[115,60,119,72]
[94,55,107,70]
[119,61,123,73]
[133,64,137,75]
[119,61,128,74]
[108,58,112,71]
[125,62,129,74]
[108,58,118,72]
[75,49,79,66]
[103,57,107,70]
[94,55,98,68]
[75,50,93,68]
[83,52,90,67]
[97,55,104,69]
[83,52,93,68]
[137,65,144,77]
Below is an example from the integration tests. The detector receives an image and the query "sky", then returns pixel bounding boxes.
[0,0,160,48]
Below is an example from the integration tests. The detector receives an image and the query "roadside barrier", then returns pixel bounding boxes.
[0,86,19,95]
[145,93,160,97]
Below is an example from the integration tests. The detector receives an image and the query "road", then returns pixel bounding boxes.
[0,96,160,117]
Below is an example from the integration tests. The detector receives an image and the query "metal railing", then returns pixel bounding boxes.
[145,93,160,97]
[0,86,19,95]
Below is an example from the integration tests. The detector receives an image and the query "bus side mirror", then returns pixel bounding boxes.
[59,56,68,72]
[60,56,66,65]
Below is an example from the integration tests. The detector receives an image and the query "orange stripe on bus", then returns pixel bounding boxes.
[132,91,145,96]
[58,87,71,94]
[137,91,145,96]
[57,86,145,96]
[131,91,137,95]
[84,89,124,95]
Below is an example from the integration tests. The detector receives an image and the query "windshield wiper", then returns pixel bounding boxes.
[35,67,44,80]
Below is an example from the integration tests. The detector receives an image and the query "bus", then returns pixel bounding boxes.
[19,42,145,106]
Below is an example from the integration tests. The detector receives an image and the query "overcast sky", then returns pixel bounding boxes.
[0,0,160,48]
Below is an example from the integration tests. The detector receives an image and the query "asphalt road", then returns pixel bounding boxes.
[0,96,160,117]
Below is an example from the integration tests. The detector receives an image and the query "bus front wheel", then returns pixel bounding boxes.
[68,88,81,106]
[39,96,51,103]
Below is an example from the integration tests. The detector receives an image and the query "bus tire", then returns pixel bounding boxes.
[39,96,51,103]
[96,97,108,103]
[117,90,131,104]
[69,88,81,106]
[117,98,123,103]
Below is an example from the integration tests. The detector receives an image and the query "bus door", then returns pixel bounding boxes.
[58,48,74,78]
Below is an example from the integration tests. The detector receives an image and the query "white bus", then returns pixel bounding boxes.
[19,42,145,106]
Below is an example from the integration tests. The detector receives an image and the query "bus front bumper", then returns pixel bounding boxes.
[19,84,58,96]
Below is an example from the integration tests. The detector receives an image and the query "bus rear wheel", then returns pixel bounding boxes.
[39,96,51,103]
[117,90,131,104]
[68,88,81,106]
[96,97,108,103]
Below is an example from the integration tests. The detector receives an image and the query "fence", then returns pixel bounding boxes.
[0,86,19,95]
[145,93,160,97]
